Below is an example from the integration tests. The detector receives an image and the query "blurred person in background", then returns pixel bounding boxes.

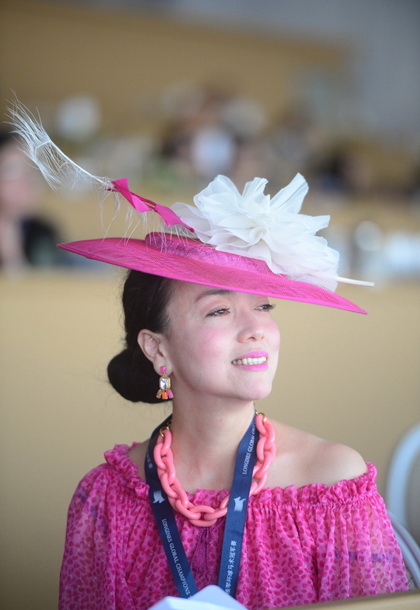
[0,130,62,273]
[159,88,238,185]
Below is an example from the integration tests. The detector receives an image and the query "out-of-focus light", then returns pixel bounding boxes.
[354,220,383,251]
[55,95,101,141]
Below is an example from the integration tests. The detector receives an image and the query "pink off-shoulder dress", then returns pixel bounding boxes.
[59,444,408,610]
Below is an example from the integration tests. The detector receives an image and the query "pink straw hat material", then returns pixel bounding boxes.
[59,233,367,314]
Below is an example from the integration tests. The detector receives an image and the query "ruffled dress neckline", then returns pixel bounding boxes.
[104,443,377,507]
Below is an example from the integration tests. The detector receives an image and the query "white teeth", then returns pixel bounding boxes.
[232,356,267,365]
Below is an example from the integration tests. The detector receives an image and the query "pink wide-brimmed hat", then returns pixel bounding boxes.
[9,101,371,314]
[58,232,367,313]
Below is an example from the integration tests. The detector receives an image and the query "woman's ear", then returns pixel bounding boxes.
[137,330,169,373]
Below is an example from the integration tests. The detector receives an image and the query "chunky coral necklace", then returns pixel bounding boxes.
[154,412,276,527]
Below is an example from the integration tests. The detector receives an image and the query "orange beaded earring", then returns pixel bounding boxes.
[156,366,173,400]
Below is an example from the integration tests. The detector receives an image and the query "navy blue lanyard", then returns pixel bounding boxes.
[145,414,258,599]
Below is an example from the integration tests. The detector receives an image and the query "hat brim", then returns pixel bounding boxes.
[58,234,366,314]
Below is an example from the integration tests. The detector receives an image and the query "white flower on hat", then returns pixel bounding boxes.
[172,174,340,290]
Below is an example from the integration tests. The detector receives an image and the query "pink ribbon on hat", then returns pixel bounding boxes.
[111,178,194,232]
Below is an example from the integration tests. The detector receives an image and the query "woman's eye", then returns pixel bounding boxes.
[207,307,230,317]
[258,303,275,312]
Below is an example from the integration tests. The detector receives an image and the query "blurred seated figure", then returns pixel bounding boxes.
[158,87,239,185]
[0,130,63,273]
[268,106,323,189]
[314,145,373,198]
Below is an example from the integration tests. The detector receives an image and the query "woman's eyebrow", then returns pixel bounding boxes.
[195,288,233,303]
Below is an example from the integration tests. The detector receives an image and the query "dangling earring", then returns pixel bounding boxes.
[156,366,173,400]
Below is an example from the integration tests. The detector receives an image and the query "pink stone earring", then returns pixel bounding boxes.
[156,366,173,400]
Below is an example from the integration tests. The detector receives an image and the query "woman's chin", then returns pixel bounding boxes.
[242,384,273,403]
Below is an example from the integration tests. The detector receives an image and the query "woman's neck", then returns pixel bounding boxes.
[169,399,256,493]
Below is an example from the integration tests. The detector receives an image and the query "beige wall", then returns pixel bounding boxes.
[1,271,419,609]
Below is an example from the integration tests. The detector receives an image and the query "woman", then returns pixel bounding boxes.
[10,103,408,609]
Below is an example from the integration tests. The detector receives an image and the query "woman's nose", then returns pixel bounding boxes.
[237,313,264,342]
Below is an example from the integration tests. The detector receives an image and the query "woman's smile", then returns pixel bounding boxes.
[231,351,269,369]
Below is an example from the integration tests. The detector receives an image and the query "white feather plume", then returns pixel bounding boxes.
[7,100,112,193]
[7,100,194,237]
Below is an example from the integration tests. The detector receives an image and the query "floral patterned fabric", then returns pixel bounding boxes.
[59,444,408,610]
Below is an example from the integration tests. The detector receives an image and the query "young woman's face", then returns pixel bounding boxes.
[162,281,280,405]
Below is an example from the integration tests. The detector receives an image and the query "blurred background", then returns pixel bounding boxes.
[1,1,419,608]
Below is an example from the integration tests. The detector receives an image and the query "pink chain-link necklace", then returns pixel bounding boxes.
[154,412,276,527]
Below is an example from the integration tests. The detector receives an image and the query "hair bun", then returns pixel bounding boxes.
[107,347,161,404]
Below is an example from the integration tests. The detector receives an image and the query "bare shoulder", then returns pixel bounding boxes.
[309,436,368,485]
[267,420,367,488]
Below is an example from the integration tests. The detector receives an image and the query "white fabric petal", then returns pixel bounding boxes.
[172,173,351,290]
[270,173,308,213]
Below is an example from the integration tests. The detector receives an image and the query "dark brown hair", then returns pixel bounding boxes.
[107,269,174,403]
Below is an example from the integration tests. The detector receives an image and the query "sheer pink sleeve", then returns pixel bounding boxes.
[303,464,408,600]
[59,461,137,610]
